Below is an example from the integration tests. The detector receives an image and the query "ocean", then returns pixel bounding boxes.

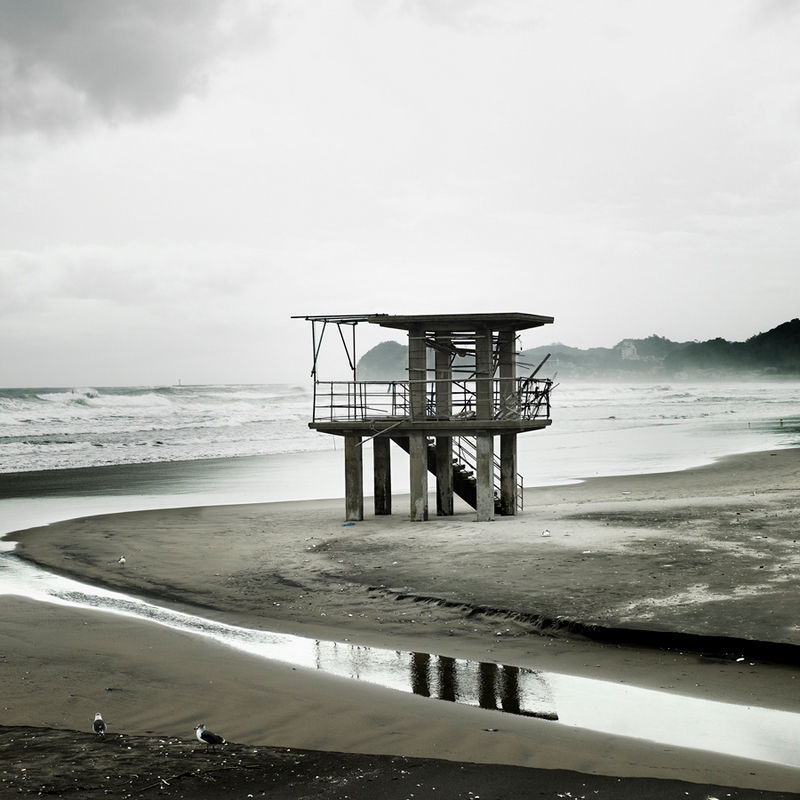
[0,384,317,474]
[1,379,798,487]
[0,378,797,536]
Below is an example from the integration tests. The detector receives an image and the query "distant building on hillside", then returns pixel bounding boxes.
[620,340,639,361]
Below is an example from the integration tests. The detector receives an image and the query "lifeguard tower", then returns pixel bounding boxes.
[295,313,554,522]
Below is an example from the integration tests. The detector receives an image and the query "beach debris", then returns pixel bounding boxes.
[541,529,551,537]
[118,556,126,567]
[195,723,227,751]
[92,712,106,737]
[342,522,355,527]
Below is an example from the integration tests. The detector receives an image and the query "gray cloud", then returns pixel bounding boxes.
[0,0,272,135]
[756,0,800,21]
[396,0,540,31]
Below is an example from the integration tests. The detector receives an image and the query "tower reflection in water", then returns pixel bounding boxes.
[314,642,558,721]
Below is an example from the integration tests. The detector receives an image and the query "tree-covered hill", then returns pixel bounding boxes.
[663,318,800,375]
[355,340,409,380]
[355,319,800,380]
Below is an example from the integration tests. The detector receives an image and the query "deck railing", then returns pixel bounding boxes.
[311,378,552,424]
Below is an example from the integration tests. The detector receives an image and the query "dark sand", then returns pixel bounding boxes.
[2,447,800,797]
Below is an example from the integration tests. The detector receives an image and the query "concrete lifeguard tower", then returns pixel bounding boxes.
[295,313,554,522]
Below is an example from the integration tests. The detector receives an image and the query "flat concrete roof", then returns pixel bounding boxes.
[293,312,555,332]
[366,313,554,332]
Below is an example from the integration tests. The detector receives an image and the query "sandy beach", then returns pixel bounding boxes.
[2,447,800,797]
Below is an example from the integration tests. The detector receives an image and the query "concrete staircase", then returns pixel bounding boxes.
[391,435,519,514]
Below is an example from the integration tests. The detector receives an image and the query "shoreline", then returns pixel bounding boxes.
[2,446,800,795]
[9,447,800,650]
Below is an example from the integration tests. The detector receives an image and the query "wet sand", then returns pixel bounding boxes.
[2,447,800,797]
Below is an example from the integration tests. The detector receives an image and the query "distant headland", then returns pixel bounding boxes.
[356,318,800,381]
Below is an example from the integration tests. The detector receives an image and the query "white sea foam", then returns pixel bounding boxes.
[0,381,798,480]
[0,384,320,473]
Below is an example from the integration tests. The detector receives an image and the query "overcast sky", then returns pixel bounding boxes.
[1,0,799,387]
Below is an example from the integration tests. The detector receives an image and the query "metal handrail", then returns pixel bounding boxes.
[312,377,551,424]
[453,435,523,512]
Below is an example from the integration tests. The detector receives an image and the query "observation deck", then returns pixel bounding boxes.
[295,312,555,522]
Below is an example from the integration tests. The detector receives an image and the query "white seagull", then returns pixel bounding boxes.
[118,556,126,567]
[195,724,227,750]
[93,712,106,737]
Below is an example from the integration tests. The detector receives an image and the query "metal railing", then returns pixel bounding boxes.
[312,377,552,424]
[453,435,524,512]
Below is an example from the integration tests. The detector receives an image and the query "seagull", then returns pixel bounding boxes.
[118,556,126,567]
[93,712,106,737]
[195,724,227,751]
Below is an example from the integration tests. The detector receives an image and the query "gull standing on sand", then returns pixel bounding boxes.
[93,713,106,737]
[195,724,227,750]
[118,556,126,567]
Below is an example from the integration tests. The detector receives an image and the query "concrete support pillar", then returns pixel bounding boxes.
[497,329,517,419]
[409,432,429,521]
[344,434,363,521]
[435,436,453,516]
[475,329,495,522]
[475,327,494,421]
[435,335,453,516]
[408,324,428,421]
[500,433,517,515]
[373,435,392,515]
[408,324,429,521]
[475,431,495,521]
[498,329,518,516]
[434,335,452,421]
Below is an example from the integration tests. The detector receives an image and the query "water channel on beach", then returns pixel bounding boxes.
[1,532,798,771]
